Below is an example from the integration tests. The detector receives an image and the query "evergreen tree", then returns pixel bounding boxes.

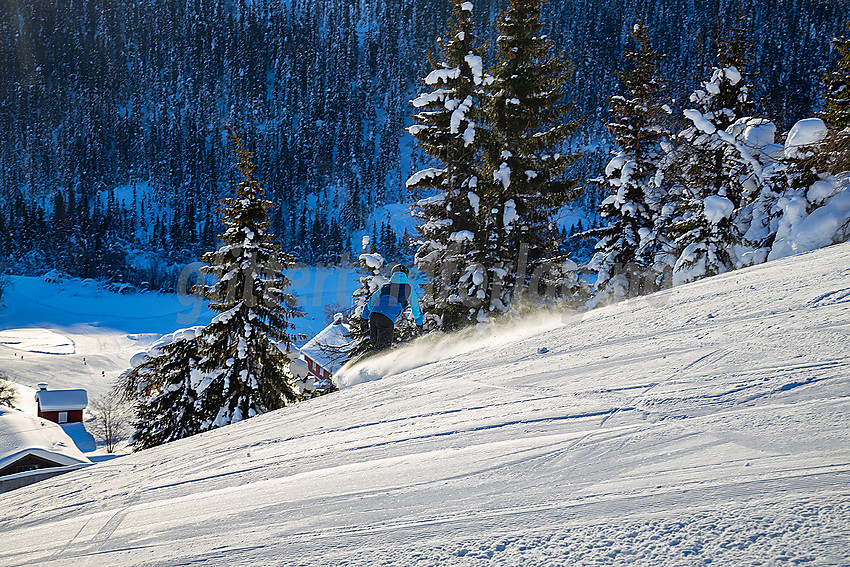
[409,0,491,331]
[663,22,760,285]
[127,330,204,450]
[120,131,304,448]
[820,24,850,131]
[587,21,668,299]
[480,0,580,316]
[193,129,302,431]
[818,24,850,174]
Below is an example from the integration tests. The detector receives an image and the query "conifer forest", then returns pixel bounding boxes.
[0,0,847,286]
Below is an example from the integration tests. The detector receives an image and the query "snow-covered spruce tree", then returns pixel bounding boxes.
[726,116,785,266]
[664,22,760,285]
[765,25,850,237]
[125,330,204,450]
[821,25,850,131]
[587,21,668,300]
[702,20,800,268]
[818,25,850,174]
[408,0,492,331]
[479,0,580,317]
[193,130,303,430]
[722,29,850,268]
[116,327,203,450]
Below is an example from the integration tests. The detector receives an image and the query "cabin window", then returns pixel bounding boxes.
[58,411,68,424]
[17,465,38,472]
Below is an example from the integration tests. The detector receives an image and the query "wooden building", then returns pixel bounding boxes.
[34,384,88,425]
[0,407,91,492]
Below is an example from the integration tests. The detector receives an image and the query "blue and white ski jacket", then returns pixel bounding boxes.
[361,271,424,326]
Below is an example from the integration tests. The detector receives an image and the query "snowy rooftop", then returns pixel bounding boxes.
[0,408,92,472]
[34,389,88,412]
[298,315,352,374]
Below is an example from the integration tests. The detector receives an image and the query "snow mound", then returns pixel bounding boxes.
[703,195,735,224]
[406,167,444,187]
[784,118,828,159]
[769,187,850,260]
[359,253,384,270]
[684,108,716,134]
[734,117,776,155]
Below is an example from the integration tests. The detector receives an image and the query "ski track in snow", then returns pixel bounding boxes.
[1,244,850,565]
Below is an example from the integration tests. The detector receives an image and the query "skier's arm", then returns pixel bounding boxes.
[408,286,424,326]
[361,291,374,320]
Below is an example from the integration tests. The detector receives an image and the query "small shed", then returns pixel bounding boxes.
[298,314,352,381]
[34,384,88,425]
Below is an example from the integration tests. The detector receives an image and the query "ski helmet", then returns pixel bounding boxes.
[391,264,409,276]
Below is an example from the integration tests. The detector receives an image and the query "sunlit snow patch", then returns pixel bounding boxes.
[0,328,75,355]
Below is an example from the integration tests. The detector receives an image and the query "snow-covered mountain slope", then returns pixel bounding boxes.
[2,244,849,566]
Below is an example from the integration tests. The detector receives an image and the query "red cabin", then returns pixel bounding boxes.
[303,355,333,380]
[34,384,88,425]
[297,315,352,382]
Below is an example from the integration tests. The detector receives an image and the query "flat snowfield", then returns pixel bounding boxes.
[2,244,850,566]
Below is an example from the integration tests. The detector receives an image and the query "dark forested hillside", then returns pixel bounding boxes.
[0,0,845,278]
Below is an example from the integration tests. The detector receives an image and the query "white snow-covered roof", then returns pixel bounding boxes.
[34,389,88,412]
[0,408,92,473]
[299,317,352,374]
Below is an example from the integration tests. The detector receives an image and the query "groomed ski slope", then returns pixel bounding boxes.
[2,243,850,566]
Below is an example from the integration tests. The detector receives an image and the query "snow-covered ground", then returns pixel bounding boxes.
[0,267,359,400]
[1,243,849,565]
[0,275,208,399]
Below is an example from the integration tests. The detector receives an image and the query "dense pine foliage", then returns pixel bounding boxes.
[818,27,850,175]
[821,25,850,131]
[409,1,492,330]
[120,132,303,449]
[585,22,668,300]
[1,0,846,282]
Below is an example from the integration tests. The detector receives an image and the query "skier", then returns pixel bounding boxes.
[360,264,423,351]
